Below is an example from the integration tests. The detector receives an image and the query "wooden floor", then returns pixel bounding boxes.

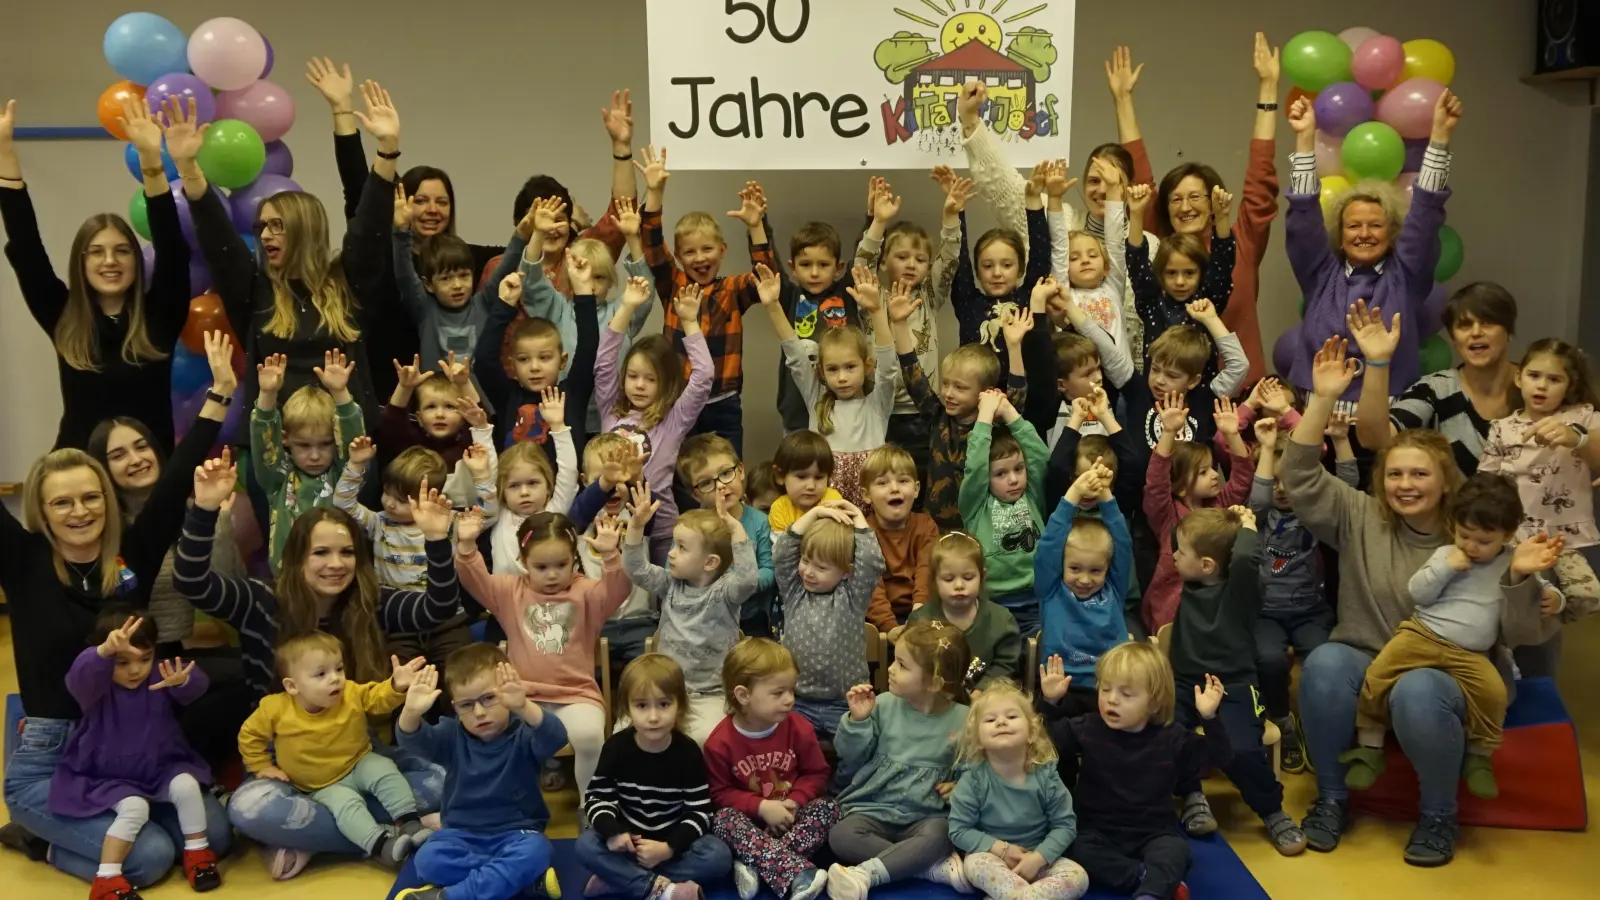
[3,613,1597,899]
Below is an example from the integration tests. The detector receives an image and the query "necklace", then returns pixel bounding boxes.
[64,559,97,591]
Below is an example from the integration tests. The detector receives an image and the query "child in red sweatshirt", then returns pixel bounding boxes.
[703,638,837,900]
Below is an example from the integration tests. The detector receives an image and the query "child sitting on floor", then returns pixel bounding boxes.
[907,532,1022,690]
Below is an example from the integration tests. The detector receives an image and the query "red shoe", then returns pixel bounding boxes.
[1174,883,1190,900]
[90,875,143,900]
[183,847,222,892]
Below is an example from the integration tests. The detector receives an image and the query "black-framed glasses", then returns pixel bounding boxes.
[451,692,500,715]
[254,217,286,236]
[692,464,741,495]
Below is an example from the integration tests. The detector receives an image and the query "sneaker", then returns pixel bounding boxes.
[395,888,445,900]
[1264,812,1308,856]
[544,867,563,899]
[1278,716,1307,774]
[1402,814,1458,867]
[1462,754,1499,799]
[1338,746,1386,790]
[261,845,312,880]
[1174,884,1190,900]
[1180,792,1217,836]
[660,882,702,900]
[920,852,971,893]
[584,875,612,898]
[0,823,48,862]
[399,818,435,845]
[790,868,828,900]
[183,847,222,892]
[826,864,871,900]
[541,758,571,792]
[1300,796,1349,852]
[90,875,143,900]
[374,833,415,870]
[733,860,760,900]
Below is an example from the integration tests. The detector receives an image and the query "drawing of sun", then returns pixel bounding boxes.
[893,0,1048,54]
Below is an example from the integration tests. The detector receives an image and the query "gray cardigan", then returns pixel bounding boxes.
[775,527,885,700]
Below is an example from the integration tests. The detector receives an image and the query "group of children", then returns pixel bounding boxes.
[55,113,1600,900]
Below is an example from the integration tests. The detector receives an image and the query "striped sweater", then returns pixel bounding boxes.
[582,728,714,854]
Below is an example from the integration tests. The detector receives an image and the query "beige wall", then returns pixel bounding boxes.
[0,0,1587,478]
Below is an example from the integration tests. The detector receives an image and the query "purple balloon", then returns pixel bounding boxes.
[228,174,301,233]
[261,35,274,78]
[1402,137,1428,173]
[143,234,213,295]
[1273,323,1304,379]
[1312,82,1375,138]
[1422,282,1448,327]
[261,140,294,178]
[145,72,216,124]
[142,243,157,279]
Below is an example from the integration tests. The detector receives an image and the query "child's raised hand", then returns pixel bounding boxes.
[1253,417,1279,449]
[871,181,902,223]
[314,348,355,394]
[1091,460,1116,501]
[408,478,456,541]
[943,175,977,217]
[1286,94,1315,134]
[438,351,472,386]
[1310,337,1358,400]
[494,661,528,710]
[536,385,567,432]
[1194,674,1226,720]
[497,271,524,308]
[1230,504,1257,532]
[627,480,660,530]
[729,181,766,228]
[1325,409,1354,441]
[1065,464,1105,508]
[403,664,441,717]
[1511,532,1565,578]
[1258,377,1290,416]
[98,615,143,659]
[621,275,652,309]
[1214,397,1241,436]
[1067,397,1091,429]
[532,196,569,241]
[352,80,400,144]
[886,280,922,324]
[673,284,705,323]
[1157,392,1190,433]
[393,354,434,390]
[1211,185,1234,226]
[827,498,870,529]
[1346,300,1401,364]
[615,195,642,239]
[1043,159,1077,199]
[1030,275,1060,311]
[847,264,882,313]
[1185,297,1218,323]
[203,330,238,397]
[390,654,427,692]
[348,435,377,467]
[455,397,490,430]
[566,248,595,295]
[462,442,491,480]
[846,683,876,721]
[601,88,633,147]
[192,449,237,512]
[256,353,288,394]
[393,182,413,231]
[976,388,1004,423]
[1037,654,1071,702]
[929,165,956,193]
[1001,305,1034,346]
[599,441,644,489]
[633,145,670,192]
[1088,385,1113,421]
[455,506,485,544]
[1025,161,1049,199]
[1125,182,1152,217]
[754,264,782,307]
[584,515,625,557]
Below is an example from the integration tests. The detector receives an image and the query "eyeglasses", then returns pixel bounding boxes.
[254,218,286,236]
[46,492,106,515]
[451,692,500,715]
[1167,192,1209,209]
[692,465,741,496]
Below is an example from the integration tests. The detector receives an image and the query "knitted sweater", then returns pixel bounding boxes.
[627,540,760,695]
[959,420,1049,596]
[775,527,885,700]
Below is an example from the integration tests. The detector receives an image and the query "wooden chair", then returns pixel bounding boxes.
[863,621,890,692]
[1024,635,1039,697]
[1151,624,1280,776]
[555,636,614,759]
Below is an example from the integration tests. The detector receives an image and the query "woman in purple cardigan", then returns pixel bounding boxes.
[1282,90,1464,399]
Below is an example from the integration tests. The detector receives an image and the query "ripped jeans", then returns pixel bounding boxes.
[4,717,234,887]
[228,740,444,858]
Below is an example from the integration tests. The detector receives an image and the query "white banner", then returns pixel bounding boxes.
[645,0,1075,170]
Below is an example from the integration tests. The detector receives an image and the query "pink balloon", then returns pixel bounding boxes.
[1338,26,1381,51]
[1351,35,1405,91]
[1376,77,1445,140]
[1315,131,1343,177]
[188,17,267,91]
[1394,171,1418,201]
[215,80,296,143]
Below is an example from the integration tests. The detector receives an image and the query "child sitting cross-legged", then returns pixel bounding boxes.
[906,532,1022,691]
[704,639,839,900]
[961,388,1049,637]
[1037,644,1230,900]
[393,646,570,900]
[775,498,886,741]
[577,654,734,900]
[949,682,1089,900]
[623,481,760,745]
[238,633,432,869]
[861,445,939,635]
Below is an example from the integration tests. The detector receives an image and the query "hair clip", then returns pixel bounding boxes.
[938,531,972,542]
[928,620,948,631]
[936,636,951,651]
[964,656,989,691]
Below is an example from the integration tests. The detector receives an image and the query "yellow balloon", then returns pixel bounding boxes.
[1401,39,1455,86]
[1320,175,1352,214]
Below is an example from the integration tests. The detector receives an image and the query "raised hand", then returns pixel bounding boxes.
[846,683,876,721]
[203,330,237,396]
[98,615,143,659]
[585,515,625,557]
[673,284,705,323]
[1230,504,1257,531]
[1038,655,1070,702]
[621,274,651,309]
[977,388,1004,423]
[599,441,644,488]
[532,196,568,242]
[566,248,595,295]
[1157,392,1190,433]
[1253,416,1279,449]
[393,354,435,390]
[1258,377,1290,416]
[305,57,355,110]
[847,264,882,313]
[1194,674,1225,719]
[1026,161,1050,199]
[615,195,642,238]
[1088,385,1113,420]
[1067,396,1092,429]
[957,81,986,129]
[348,435,377,467]
[1432,87,1463,140]
[192,449,237,512]
[118,95,163,159]
[462,442,491,480]
[1310,337,1359,399]
[1346,299,1401,363]
[408,478,456,541]
[929,165,956,194]
[1214,397,1241,436]
[536,385,567,433]
[634,145,670,192]
[403,664,441,717]
[1287,95,1315,134]
[392,182,413,231]
[627,480,660,531]
[1211,185,1234,228]
[886,280,922,324]
[944,174,977,217]
[439,351,472,386]
[601,88,633,147]
[158,96,208,163]
[1185,297,1218,323]
[1253,32,1281,85]
[729,181,766,228]
[1126,182,1152,218]
[1043,159,1077,199]
[352,80,400,144]
[494,661,528,710]
[1104,45,1143,100]
[1511,533,1565,578]
[1325,409,1354,441]
[754,264,782,307]
[497,271,524,307]
[871,181,902,223]
[1001,305,1034,347]
[0,99,16,148]
[390,654,427,692]
[314,349,355,395]
[454,507,485,544]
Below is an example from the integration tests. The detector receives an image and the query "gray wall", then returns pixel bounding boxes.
[0,0,1587,477]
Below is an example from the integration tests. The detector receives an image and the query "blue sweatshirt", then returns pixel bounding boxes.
[1036,496,1132,687]
[397,713,569,833]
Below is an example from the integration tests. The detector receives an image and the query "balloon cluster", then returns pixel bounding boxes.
[102,12,305,445]
[1274,25,1465,377]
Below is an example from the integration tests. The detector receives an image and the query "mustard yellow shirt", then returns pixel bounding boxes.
[238,680,405,790]
[768,489,844,537]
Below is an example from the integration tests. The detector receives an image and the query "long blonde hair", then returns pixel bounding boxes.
[22,449,125,596]
[58,214,167,371]
[260,192,361,343]
[815,326,874,436]
[957,680,1057,769]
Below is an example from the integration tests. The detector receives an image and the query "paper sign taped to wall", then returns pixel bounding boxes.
[646,0,1075,170]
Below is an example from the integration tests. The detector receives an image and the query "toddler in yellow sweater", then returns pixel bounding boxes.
[239,632,432,868]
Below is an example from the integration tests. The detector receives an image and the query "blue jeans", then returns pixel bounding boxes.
[415,829,552,900]
[227,740,444,857]
[993,589,1040,638]
[792,698,849,741]
[1298,641,1467,817]
[692,394,743,457]
[575,829,732,898]
[3,718,234,886]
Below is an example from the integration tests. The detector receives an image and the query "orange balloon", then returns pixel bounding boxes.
[1285,86,1316,118]
[97,80,146,140]
[179,292,236,353]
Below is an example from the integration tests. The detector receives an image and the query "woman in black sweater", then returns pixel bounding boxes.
[0,97,190,453]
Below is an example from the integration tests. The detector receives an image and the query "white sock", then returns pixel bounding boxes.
[862,858,890,886]
[96,863,123,878]
[185,838,210,851]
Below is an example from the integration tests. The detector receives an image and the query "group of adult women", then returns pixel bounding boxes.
[0,32,1553,884]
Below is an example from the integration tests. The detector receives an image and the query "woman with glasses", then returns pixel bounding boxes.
[0,97,191,453]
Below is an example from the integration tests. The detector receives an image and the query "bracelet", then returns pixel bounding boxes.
[613,151,633,161]
[1257,102,1279,111]
[1575,425,1590,450]
[377,148,402,160]
[205,390,234,406]
[140,166,166,178]
[1365,359,1389,368]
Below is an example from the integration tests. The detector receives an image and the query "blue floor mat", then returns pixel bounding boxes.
[388,834,1267,900]
[1503,677,1568,729]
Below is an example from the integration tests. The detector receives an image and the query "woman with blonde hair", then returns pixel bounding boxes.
[0,96,190,453]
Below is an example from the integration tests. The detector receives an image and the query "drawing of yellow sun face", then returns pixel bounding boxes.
[941,11,1002,52]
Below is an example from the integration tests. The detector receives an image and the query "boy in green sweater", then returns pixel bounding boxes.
[252,349,367,570]
[959,389,1048,637]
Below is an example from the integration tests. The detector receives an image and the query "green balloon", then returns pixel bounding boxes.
[1435,225,1464,281]
[1283,30,1352,92]
[1299,294,1306,316]
[197,119,266,190]
[1341,122,1405,182]
[1419,333,1454,374]
[128,188,151,240]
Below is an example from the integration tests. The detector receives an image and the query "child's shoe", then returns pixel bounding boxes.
[373,832,415,870]
[90,875,142,900]
[646,879,701,900]
[1265,811,1308,856]
[183,847,222,892]
[260,845,311,880]
[398,814,435,846]
[790,868,827,900]
[733,860,760,900]
[826,864,871,900]
[395,888,445,900]
[1462,753,1498,799]
[1277,715,1307,774]
[1180,792,1216,836]
[1338,746,1386,790]
[544,867,563,899]
[919,853,971,893]
[583,876,612,898]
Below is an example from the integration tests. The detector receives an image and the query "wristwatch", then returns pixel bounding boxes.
[205,390,233,406]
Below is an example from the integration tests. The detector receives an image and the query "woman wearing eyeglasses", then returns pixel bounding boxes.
[0,97,191,454]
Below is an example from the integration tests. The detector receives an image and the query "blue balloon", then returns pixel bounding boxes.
[170,344,213,395]
[240,234,259,254]
[123,141,179,182]
[103,13,188,86]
